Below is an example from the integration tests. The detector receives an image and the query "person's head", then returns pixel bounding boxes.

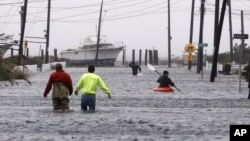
[55,63,63,70]
[88,65,95,73]
[163,71,169,76]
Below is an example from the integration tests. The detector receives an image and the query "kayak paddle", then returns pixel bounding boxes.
[147,63,162,76]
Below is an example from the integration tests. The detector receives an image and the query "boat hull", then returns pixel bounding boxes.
[60,47,123,67]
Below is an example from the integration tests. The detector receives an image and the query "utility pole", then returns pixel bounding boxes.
[95,0,103,66]
[241,11,245,64]
[212,0,219,77]
[214,0,219,48]
[248,61,250,99]
[19,0,28,65]
[239,11,245,92]
[197,0,205,74]
[167,0,171,68]
[210,0,228,82]
[45,0,51,64]
[188,0,195,71]
[227,0,234,63]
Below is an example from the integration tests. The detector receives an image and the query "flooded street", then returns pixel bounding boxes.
[0,66,249,141]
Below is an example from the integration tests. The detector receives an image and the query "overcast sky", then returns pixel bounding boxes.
[1,0,250,61]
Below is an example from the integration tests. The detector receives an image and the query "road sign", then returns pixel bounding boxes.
[198,43,208,47]
[184,43,196,53]
[186,53,192,61]
[24,40,28,48]
[233,34,248,39]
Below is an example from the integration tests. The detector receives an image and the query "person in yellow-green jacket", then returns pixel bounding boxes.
[74,65,111,112]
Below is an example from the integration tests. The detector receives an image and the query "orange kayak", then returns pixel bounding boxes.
[153,87,174,92]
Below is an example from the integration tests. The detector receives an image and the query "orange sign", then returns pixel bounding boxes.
[184,43,196,53]
[186,53,192,61]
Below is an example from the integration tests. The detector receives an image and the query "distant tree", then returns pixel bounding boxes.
[0,55,31,86]
[206,43,250,64]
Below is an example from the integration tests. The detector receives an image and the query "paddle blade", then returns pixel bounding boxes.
[147,63,155,71]
[147,63,162,76]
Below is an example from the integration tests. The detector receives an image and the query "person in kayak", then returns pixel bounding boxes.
[157,70,175,87]
[43,63,73,112]
[129,61,141,76]
[74,65,111,112]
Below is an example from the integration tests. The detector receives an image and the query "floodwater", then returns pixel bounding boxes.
[0,65,249,141]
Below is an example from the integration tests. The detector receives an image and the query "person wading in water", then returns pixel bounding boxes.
[129,61,141,76]
[43,63,73,112]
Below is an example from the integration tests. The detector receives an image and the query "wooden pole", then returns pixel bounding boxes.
[144,49,148,66]
[153,50,158,65]
[248,61,250,99]
[19,1,28,65]
[149,50,153,64]
[188,0,195,71]
[122,45,126,65]
[54,48,58,62]
[45,0,51,64]
[95,0,103,66]
[227,0,234,62]
[167,0,171,68]
[132,49,135,62]
[197,0,205,74]
[210,0,228,82]
[139,49,142,66]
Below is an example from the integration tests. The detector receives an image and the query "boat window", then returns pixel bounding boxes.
[79,44,114,49]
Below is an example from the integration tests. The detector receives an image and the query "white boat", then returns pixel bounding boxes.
[60,1,124,67]
[60,35,124,67]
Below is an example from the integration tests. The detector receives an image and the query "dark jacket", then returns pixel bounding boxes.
[129,62,141,75]
[157,76,175,87]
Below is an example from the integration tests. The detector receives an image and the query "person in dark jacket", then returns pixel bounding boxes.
[157,71,175,87]
[43,63,73,112]
[129,61,141,76]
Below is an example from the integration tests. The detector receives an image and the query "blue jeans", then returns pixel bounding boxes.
[81,94,96,111]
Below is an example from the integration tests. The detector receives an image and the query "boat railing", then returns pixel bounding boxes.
[113,41,124,48]
[77,36,124,49]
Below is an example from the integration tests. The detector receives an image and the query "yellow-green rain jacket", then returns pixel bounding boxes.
[75,73,110,95]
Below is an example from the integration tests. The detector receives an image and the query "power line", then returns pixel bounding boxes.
[1,0,250,26]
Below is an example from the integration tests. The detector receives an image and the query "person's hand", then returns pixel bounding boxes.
[43,93,47,98]
[74,91,78,96]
